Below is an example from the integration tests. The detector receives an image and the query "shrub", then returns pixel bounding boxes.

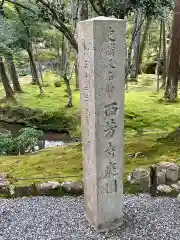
[54,80,61,87]
[16,128,44,153]
[0,128,44,156]
[0,133,15,155]
[43,70,57,83]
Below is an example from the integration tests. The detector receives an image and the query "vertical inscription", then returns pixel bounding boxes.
[81,37,95,215]
[82,39,94,181]
[100,179,118,194]
[101,26,119,194]
[83,40,91,145]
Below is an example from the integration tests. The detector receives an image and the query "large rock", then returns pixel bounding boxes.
[157,172,166,185]
[171,183,180,191]
[157,184,172,193]
[36,181,61,195]
[61,181,83,195]
[157,184,179,197]
[156,162,179,182]
[127,168,149,185]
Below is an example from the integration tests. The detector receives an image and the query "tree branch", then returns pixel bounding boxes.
[98,0,108,15]
[37,0,78,51]
[89,0,101,15]
[5,0,36,13]
[15,6,30,39]
[0,0,5,7]
[5,0,78,51]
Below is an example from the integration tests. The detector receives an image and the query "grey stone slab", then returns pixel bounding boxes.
[77,16,126,232]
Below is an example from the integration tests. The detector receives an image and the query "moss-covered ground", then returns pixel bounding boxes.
[0,74,180,194]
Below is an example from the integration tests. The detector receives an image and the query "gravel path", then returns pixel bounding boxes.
[0,194,180,240]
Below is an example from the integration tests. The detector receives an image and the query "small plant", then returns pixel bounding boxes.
[0,133,15,155]
[43,70,57,83]
[0,128,45,156]
[16,128,44,153]
[54,80,61,87]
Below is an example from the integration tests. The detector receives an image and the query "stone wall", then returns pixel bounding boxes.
[127,161,180,196]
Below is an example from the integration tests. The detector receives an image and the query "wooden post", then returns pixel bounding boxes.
[149,165,157,197]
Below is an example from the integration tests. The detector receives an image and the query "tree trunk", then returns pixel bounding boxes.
[60,34,67,75]
[165,0,180,101]
[64,75,73,107]
[27,48,39,84]
[161,20,167,88]
[131,12,141,80]
[125,11,144,88]
[0,57,14,98]
[125,16,137,84]
[139,16,152,66]
[37,61,44,83]
[27,48,43,95]
[156,19,163,92]
[79,0,88,20]
[34,42,44,83]
[75,56,79,90]
[164,43,171,96]
[5,53,22,92]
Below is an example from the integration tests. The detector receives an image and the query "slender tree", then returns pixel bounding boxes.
[165,0,180,100]
[5,52,22,92]
[161,19,167,88]
[156,19,163,92]
[0,57,14,98]
[139,16,152,66]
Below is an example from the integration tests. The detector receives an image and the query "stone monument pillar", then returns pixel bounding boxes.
[77,16,126,232]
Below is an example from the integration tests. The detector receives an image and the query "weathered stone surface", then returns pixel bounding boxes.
[177,193,180,200]
[171,183,180,191]
[78,17,126,231]
[157,172,166,185]
[36,181,61,195]
[0,173,10,196]
[127,168,149,185]
[15,185,36,197]
[156,162,179,182]
[61,181,83,195]
[157,184,172,193]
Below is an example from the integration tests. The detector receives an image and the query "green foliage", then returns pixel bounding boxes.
[43,70,58,83]
[37,0,71,25]
[0,133,15,155]
[16,128,44,152]
[43,70,62,84]
[91,0,173,18]
[35,49,57,61]
[0,128,44,156]
[0,9,16,56]
[4,3,47,50]
[133,0,173,18]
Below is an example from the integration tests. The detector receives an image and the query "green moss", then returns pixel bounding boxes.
[0,74,179,137]
[0,144,82,186]
[0,132,180,193]
[0,74,180,195]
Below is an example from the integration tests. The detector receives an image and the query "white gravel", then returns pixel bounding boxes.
[0,194,180,240]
